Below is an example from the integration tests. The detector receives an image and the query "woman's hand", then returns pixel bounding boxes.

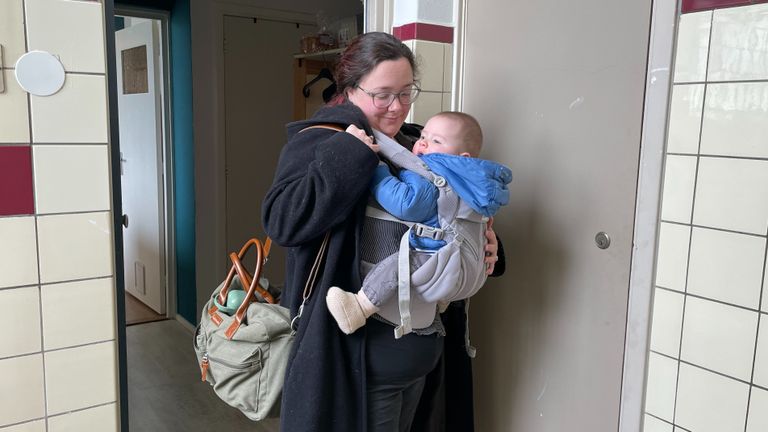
[484,217,499,275]
[346,125,379,153]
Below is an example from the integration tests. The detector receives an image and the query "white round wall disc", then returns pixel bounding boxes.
[15,51,66,96]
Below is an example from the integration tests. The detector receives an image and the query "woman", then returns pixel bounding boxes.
[262,32,502,432]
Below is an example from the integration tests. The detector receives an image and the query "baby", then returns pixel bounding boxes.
[326,111,511,334]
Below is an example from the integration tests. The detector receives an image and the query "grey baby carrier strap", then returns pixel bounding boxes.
[371,130,487,345]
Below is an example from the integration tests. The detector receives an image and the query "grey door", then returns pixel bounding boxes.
[460,1,652,430]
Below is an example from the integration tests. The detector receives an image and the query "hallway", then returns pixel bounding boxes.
[127,320,279,431]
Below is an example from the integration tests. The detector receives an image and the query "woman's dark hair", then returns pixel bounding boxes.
[329,32,418,105]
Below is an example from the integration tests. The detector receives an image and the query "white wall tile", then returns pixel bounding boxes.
[410,91,442,127]
[676,363,749,432]
[747,386,768,432]
[655,222,691,292]
[667,84,704,154]
[0,287,41,358]
[644,415,674,432]
[45,342,117,415]
[443,44,453,92]
[48,403,118,432]
[0,420,46,432]
[41,278,115,351]
[764,253,768,313]
[0,0,26,67]
[0,355,45,427]
[30,74,108,144]
[681,297,758,381]
[37,212,113,284]
[674,11,712,83]
[441,92,451,112]
[660,155,697,224]
[700,83,768,158]
[754,315,768,388]
[650,288,684,358]
[412,40,445,92]
[644,352,678,422]
[0,217,38,289]
[687,227,765,309]
[33,145,111,214]
[693,157,768,235]
[708,3,768,81]
[25,0,105,73]
[0,73,31,143]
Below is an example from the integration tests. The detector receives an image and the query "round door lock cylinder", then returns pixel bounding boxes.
[595,232,610,249]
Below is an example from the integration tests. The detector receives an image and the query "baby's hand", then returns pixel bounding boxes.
[346,125,379,153]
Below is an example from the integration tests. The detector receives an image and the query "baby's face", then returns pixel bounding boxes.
[412,116,470,157]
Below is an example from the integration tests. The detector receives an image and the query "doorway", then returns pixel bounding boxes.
[114,12,173,326]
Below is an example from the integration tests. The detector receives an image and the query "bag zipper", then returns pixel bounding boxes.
[200,350,262,382]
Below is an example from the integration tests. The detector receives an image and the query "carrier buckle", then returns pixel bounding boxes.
[413,224,444,241]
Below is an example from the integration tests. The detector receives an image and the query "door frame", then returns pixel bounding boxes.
[114,6,178,321]
[619,1,678,431]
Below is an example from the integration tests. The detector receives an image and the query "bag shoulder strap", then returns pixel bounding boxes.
[290,232,331,332]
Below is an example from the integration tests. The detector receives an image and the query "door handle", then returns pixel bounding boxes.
[122,214,129,228]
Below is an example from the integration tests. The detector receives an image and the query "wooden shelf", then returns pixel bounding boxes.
[293,48,344,60]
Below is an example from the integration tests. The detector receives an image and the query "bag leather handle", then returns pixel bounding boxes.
[215,238,274,307]
[299,124,345,133]
[223,239,266,339]
[207,238,274,336]
[229,251,276,304]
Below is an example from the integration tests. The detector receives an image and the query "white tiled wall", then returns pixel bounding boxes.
[673,11,711,83]
[33,145,111,214]
[667,84,704,154]
[25,0,106,74]
[707,3,768,82]
[687,228,765,308]
[645,353,678,422]
[700,83,768,158]
[0,0,119,430]
[0,217,39,289]
[675,362,750,432]
[0,77,31,143]
[404,39,453,125]
[644,415,674,432]
[646,5,768,431]
[30,75,109,144]
[748,386,768,432]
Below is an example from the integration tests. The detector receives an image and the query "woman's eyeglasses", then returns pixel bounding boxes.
[356,85,421,108]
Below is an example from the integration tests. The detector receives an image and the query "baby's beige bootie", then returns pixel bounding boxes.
[437,300,450,313]
[326,287,379,334]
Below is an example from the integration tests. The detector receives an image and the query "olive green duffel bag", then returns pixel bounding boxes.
[193,235,328,421]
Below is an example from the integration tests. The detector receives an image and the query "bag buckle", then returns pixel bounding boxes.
[413,224,444,241]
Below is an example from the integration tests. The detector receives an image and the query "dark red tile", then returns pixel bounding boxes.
[0,146,35,216]
[682,0,768,13]
[393,23,454,43]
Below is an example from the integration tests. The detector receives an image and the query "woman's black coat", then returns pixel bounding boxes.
[262,103,495,431]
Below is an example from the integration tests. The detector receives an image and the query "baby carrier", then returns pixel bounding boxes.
[366,130,512,350]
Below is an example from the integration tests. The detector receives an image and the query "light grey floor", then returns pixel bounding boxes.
[127,319,280,432]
